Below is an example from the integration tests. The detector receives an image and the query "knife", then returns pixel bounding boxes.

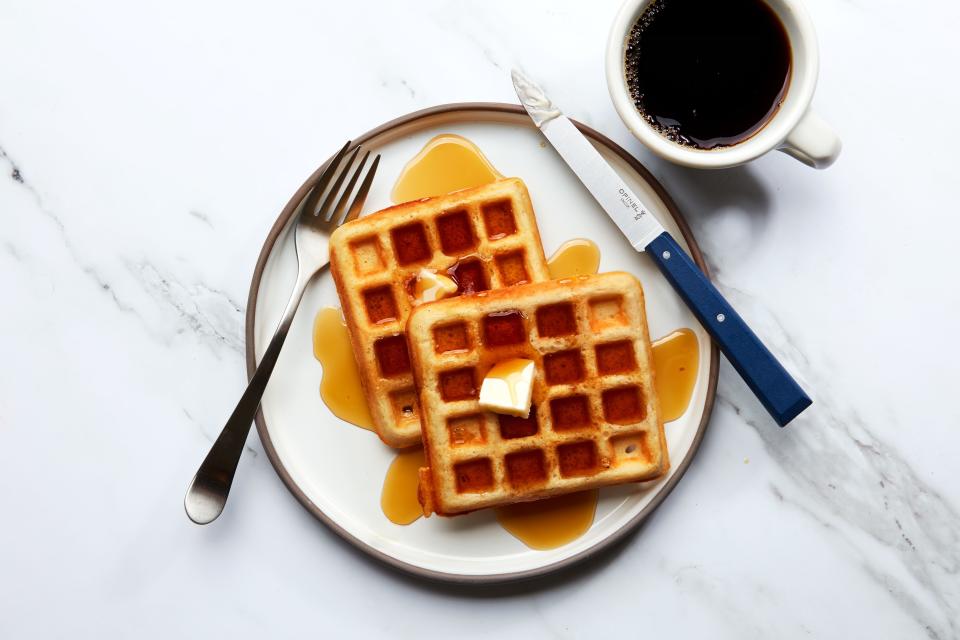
[512,69,811,427]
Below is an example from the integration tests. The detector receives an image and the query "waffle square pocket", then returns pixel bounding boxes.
[329,178,550,448]
[408,272,669,516]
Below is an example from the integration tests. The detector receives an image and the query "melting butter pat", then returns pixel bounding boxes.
[479,359,535,418]
[413,268,458,304]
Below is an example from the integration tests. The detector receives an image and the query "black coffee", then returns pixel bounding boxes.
[624,0,791,149]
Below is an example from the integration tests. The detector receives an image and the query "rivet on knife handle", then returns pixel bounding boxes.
[647,232,811,426]
[511,68,812,427]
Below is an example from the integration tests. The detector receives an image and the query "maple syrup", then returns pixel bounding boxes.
[327,133,695,548]
[482,201,517,239]
[602,386,646,424]
[543,349,585,385]
[373,334,411,377]
[362,285,398,324]
[381,447,426,525]
[495,251,530,285]
[433,322,470,353]
[651,328,699,422]
[495,490,599,550]
[439,367,478,402]
[390,222,432,266]
[478,358,535,417]
[595,340,637,375]
[547,238,601,279]
[550,394,591,431]
[483,358,532,381]
[454,458,495,493]
[447,258,489,295]
[436,210,477,254]
[412,269,458,303]
[392,133,503,203]
[312,308,373,430]
[558,442,601,477]
[504,450,548,488]
[498,410,539,439]
[536,303,577,337]
[482,310,526,347]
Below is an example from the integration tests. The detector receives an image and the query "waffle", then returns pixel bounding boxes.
[329,178,550,448]
[408,272,669,516]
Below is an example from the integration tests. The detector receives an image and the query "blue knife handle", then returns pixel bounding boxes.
[646,232,811,426]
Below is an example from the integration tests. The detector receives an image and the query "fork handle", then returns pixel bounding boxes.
[184,271,313,524]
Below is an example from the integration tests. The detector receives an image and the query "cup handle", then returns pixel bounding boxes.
[778,109,842,169]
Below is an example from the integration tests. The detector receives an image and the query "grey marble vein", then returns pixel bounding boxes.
[83,264,136,313]
[379,77,417,99]
[2,140,258,481]
[696,275,959,636]
[640,192,958,634]
[0,143,64,232]
[670,562,770,637]
[428,8,506,72]
[182,408,257,458]
[127,261,245,355]
[860,562,942,640]
[1,139,138,318]
[0,144,24,184]
[718,370,959,638]
[479,44,504,71]
[188,209,214,228]
[695,248,722,280]
[3,241,23,262]
[770,481,942,638]
[2,140,245,353]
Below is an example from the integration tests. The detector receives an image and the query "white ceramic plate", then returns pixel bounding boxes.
[247,104,717,583]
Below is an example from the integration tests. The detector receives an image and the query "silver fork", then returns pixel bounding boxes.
[184,141,380,525]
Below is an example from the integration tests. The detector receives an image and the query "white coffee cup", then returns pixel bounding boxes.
[605,0,841,169]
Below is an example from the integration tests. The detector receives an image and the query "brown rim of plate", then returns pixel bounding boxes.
[245,102,719,585]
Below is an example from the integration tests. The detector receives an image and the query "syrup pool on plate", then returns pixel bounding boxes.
[381,448,426,525]
[545,239,699,423]
[546,238,601,279]
[651,328,699,422]
[314,133,698,547]
[391,133,502,203]
[495,490,599,550]
[312,308,373,430]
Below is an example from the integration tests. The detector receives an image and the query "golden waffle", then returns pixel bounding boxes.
[329,178,550,448]
[407,272,669,516]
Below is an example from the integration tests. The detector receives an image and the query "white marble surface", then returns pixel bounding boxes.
[2,0,958,637]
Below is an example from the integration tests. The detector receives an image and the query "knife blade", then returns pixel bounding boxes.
[512,69,811,427]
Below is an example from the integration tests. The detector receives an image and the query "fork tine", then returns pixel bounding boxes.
[319,146,361,219]
[330,150,370,225]
[301,140,351,216]
[342,153,380,225]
